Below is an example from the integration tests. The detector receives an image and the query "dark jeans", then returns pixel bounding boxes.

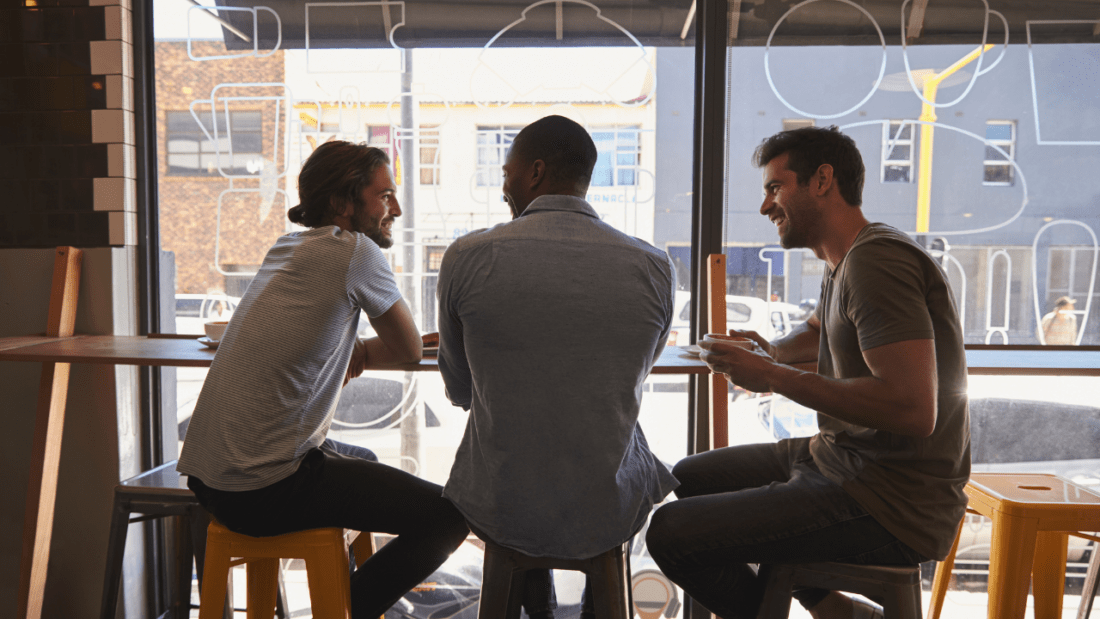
[645,439,927,619]
[188,439,469,619]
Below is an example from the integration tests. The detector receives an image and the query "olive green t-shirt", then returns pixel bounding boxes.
[810,223,970,560]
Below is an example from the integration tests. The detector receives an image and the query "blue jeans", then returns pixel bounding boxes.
[645,439,927,619]
[187,439,469,619]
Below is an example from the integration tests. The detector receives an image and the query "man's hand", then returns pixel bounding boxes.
[725,328,776,359]
[698,337,777,394]
[344,338,368,387]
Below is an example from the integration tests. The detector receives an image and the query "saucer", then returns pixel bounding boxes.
[198,337,220,349]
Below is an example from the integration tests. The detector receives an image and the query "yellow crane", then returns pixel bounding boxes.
[914,44,994,233]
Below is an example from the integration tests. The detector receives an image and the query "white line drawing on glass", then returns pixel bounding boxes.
[840,119,1029,237]
[1030,220,1097,345]
[188,82,293,181]
[305,1,406,74]
[187,5,282,61]
[471,0,654,110]
[984,249,1011,344]
[929,248,968,336]
[213,187,291,277]
[899,0,1008,109]
[1027,20,1100,146]
[764,0,886,120]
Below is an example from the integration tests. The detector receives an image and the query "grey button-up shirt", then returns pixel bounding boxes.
[438,195,679,559]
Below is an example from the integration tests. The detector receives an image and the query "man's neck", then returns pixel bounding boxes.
[814,203,870,270]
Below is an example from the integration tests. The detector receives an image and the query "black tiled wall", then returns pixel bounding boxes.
[1,0,115,248]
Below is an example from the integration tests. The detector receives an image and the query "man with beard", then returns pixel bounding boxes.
[178,141,468,619]
[646,127,970,619]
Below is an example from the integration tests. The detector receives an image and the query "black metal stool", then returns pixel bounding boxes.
[477,539,633,619]
[756,562,922,619]
[98,460,289,619]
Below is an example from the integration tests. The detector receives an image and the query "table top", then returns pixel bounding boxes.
[0,335,712,374]
[1,335,1097,376]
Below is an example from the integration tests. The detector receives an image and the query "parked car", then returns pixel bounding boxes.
[667,290,807,346]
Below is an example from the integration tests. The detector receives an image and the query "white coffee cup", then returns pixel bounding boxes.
[701,333,753,349]
[204,320,229,342]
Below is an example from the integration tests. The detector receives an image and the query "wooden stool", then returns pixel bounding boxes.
[197,521,377,619]
[757,562,922,619]
[929,472,1100,619]
[477,539,632,619]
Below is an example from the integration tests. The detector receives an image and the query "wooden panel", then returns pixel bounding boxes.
[707,254,728,450]
[19,247,82,619]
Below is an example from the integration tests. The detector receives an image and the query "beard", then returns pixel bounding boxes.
[354,210,394,248]
[776,198,822,250]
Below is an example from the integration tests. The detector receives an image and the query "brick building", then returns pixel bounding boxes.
[154,40,284,296]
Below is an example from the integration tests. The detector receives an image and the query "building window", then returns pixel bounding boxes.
[782,119,815,131]
[984,121,1016,186]
[420,125,441,186]
[166,110,263,177]
[881,121,914,183]
[591,126,641,187]
[476,125,521,186]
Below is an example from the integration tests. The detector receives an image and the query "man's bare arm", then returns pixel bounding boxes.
[728,313,820,371]
[700,336,938,437]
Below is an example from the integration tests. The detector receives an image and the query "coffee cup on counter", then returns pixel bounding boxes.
[204,320,229,343]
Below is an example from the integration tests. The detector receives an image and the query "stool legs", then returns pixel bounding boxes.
[476,544,524,619]
[197,539,233,619]
[246,558,281,619]
[303,531,354,619]
[987,513,1039,619]
[928,523,962,619]
[756,564,796,619]
[589,543,631,619]
[1033,532,1069,619]
[1079,546,1100,619]
[99,500,132,619]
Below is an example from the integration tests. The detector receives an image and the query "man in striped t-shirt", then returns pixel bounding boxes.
[178,141,468,619]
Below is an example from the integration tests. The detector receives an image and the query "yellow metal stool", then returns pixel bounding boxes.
[197,521,378,619]
[929,472,1100,619]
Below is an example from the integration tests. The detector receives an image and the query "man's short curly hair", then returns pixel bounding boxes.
[752,126,865,207]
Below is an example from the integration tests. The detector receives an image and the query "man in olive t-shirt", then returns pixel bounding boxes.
[647,127,969,619]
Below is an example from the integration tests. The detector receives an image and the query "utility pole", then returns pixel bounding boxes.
[398,48,421,475]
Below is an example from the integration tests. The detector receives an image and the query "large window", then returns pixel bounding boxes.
[153,3,692,616]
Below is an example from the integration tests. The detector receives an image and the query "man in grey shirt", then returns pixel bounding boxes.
[437,115,679,618]
[647,127,968,619]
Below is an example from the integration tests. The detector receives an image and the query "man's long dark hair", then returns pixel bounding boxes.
[752,126,865,207]
[288,141,391,228]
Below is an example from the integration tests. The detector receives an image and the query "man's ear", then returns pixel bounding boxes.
[331,195,353,218]
[813,163,835,197]
[530,159,547,190]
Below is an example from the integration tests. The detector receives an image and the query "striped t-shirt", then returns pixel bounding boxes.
[178,226,403,491]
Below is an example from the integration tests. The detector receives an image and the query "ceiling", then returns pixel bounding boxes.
[211,0,1100,49]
